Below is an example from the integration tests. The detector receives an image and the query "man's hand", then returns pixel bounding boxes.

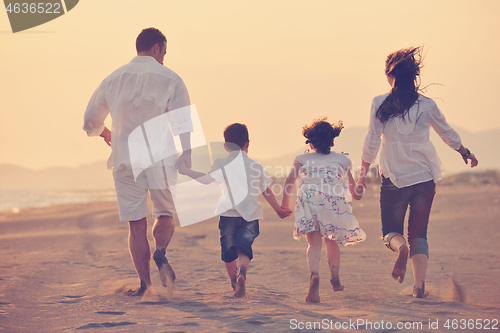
[177,161,189,175]
[100,127,111,146]
[175,151,192,170]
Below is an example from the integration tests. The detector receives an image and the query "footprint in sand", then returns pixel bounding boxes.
[58,295,85,304]
[199,308,218,313]
[178,322,200,327]
[77,322,136,329]
[246,320,267,325]
[95,311,126,316]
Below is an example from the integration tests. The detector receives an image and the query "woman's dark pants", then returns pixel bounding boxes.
[380,177,436,258]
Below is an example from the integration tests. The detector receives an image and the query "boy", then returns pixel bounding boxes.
[178,123,291,297]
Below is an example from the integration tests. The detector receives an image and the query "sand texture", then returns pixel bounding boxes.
[0,184,499,332]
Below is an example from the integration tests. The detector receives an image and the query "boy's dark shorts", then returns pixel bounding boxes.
[219,216,260,263]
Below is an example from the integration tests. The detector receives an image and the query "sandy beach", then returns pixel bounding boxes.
[0,183,499,332]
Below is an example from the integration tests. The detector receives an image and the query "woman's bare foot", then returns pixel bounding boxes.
[413,280,425,298]
[234,275,246,297]
[392,244,408,283]
[330,277,344,291]
[306,273,320,303]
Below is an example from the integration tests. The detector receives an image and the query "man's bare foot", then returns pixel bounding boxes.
[392,244,408,283]
[130,280,147,296]
[234,275,246,297]
[306,273,320,303]
[153,248,175,287]
[330,277,344,291]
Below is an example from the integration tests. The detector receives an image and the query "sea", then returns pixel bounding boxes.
[0,189,117,213]
[1,182,231,226]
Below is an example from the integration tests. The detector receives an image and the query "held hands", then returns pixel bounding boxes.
[177,161,190,175]
[175,151,192,170]
[277,205,293,219]
[353,182,366,201]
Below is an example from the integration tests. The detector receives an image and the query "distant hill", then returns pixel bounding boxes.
[439,170,500,186]
[259,126,499,177]
[0,126,498,190]
[0,161,114,190]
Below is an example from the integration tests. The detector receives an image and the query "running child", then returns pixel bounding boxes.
[178,123,292,297]
[281,118,366,303]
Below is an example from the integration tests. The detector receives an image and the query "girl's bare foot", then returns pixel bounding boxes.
[234,275,246,297]
[306,273,320,303]
[392,244,408,283]
[330,277,344,291]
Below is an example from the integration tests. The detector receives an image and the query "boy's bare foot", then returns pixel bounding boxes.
[330,277,344,291]
[306,273,320,303]
[130,280,147,296]
[234,275,246,297]
[392,244,408,283]
[153,248,176,287]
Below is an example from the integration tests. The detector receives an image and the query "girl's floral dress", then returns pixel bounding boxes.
[293,151,366,246]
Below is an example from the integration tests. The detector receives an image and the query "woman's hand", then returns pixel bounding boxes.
[458,146,478,168]
[463,153,478,168]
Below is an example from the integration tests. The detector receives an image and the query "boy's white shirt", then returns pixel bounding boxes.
[208,150,272,221]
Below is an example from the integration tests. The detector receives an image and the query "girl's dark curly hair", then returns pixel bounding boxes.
[302,117,343,154]
[376,46,423,123]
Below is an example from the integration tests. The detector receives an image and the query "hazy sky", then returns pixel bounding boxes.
[1,0,499,170]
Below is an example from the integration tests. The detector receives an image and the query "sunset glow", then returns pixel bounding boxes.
[1,1,499,169]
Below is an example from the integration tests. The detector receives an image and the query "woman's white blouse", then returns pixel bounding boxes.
[362,93,462,188]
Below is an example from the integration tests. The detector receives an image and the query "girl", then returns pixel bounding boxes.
[356,47,478,298]
[282,118,366,303]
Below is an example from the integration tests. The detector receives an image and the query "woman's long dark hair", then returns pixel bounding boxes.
[376,47,423,123]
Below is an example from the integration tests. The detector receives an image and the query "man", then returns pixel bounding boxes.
[83,27,192,296]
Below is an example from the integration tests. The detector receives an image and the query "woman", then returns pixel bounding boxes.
[356,47,478,298]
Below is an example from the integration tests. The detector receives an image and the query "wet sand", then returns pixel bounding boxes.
[0,184,499,332]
